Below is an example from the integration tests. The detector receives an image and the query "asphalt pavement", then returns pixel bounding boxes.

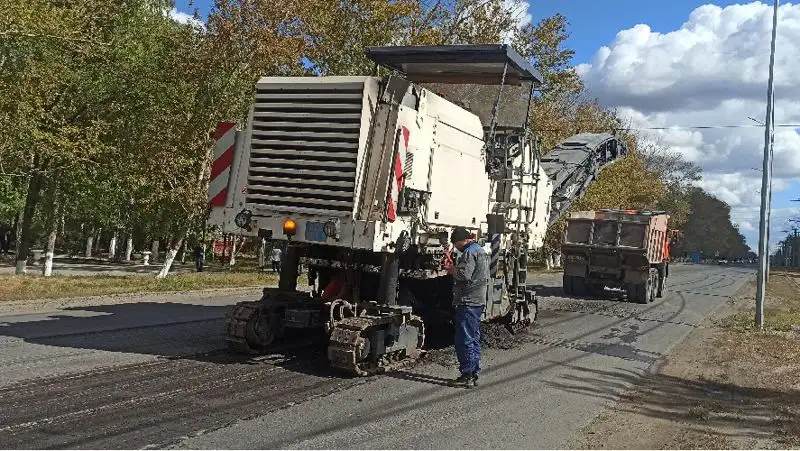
[0,264,753,449]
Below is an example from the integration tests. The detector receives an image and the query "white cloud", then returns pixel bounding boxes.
[506,0,532,29]
[730,205,800,251]
[577,2,800,247]
[500,0,532,43]
[167,7,205,29]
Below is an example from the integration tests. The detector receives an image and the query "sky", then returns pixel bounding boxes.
[169,0,800,251]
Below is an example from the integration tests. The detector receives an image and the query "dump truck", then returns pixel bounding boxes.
[206,44,627,376]
[561,209,679,304]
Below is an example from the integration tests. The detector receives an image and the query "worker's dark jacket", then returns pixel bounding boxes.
[452,241,490,307]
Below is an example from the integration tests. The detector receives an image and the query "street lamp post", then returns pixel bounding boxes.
[755,0,780,331]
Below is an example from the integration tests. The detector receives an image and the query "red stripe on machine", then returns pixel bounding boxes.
[210,145,234,180]
[387,126,410,223]
[209,189,227,207]
[215,121,235,140]
[208,121,237,207]
[387,198,396,222]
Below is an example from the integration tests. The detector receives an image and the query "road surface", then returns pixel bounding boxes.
[0,264,753,449]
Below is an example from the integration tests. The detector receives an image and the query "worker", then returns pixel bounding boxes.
[270,246,282,273]
[444,227,489,388]
[193,243,205,272]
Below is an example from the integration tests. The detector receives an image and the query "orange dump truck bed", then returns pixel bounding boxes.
[563,209,670,264]
[560,209,673,304]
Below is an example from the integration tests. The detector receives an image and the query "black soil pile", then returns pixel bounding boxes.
[480,322,536,350]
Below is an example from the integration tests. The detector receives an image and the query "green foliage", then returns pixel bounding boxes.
[0,177,24,224]
[0,0,748,269]
[676,188,750,259]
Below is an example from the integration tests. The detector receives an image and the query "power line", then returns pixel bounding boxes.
[534,123,800,132]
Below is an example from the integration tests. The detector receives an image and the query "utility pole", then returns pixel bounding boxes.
[755,0,779,331]
[789,219,800,267]
[748,121,773,283]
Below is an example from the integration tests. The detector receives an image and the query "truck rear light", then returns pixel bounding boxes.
[283,219,297,236]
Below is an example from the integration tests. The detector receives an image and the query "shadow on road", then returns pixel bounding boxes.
[0,300,460,380]
[545,365,800,444]
[0,302,229,353]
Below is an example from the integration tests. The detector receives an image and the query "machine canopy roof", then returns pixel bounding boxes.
[364,44,543,86]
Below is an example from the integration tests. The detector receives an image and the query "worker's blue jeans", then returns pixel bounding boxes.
[454,304,484,375]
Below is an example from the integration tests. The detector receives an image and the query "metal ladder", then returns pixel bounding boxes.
[488,131,541,303]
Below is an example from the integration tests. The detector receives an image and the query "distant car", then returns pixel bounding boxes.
[718,259,728,265]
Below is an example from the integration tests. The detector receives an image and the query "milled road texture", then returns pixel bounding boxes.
[0,264,753,449]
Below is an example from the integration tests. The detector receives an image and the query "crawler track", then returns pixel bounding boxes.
[328,316,425,376]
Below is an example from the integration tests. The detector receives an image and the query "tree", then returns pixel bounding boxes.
[675,188,749,259]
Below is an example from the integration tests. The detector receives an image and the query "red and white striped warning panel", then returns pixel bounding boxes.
[208,122,236,207]
[387,125,410,222]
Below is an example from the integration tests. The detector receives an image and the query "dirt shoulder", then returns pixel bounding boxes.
[571,272,800,450]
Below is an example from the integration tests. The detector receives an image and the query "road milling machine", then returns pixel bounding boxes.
[207,45,628,376]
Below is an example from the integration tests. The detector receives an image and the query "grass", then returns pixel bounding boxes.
[0,271,279,302]
[718,272,800,333]
[711,272,800,446]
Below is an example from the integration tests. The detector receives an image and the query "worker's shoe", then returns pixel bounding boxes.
[448,373,477,388]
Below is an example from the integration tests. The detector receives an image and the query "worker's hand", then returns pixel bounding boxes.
[443,249,454,274]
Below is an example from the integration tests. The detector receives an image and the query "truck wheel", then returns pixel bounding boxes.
[625,283,638,303]
[589,282,605,297]
[646,269,659,303]
[634,272,655,305]
[572,277,588,297]
[562,274,573,296]
[635,283,649,304]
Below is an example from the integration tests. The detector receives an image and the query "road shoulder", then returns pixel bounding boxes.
[570,272,800,449]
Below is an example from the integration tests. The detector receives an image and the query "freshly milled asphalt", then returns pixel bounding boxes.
[0,264,753,449]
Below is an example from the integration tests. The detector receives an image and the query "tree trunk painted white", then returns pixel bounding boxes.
[108,231,117,261]
[125,235,134,262]
[156,232,186,279]
[85,233,94,258]
[151,240,160,263]
[16,260,27,275]
[43,224,57,276]
[94,229,102,254]
[258,238,267,268]
[228,236,239,267]
[16,157,44,275]
[553,252,562,268]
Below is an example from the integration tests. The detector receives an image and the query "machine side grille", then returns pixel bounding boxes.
[246,82,364,216]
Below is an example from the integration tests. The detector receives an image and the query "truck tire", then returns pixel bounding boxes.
[572,277,588,297]
[625,283,639,303]
[650,269,659,302]
[636,269,659,304]
[589,282,605,296]
[635,281,649,304]
[562,274,573,296]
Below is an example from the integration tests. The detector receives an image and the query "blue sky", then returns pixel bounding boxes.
[528,0,743,65]
[173,0,800,249]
